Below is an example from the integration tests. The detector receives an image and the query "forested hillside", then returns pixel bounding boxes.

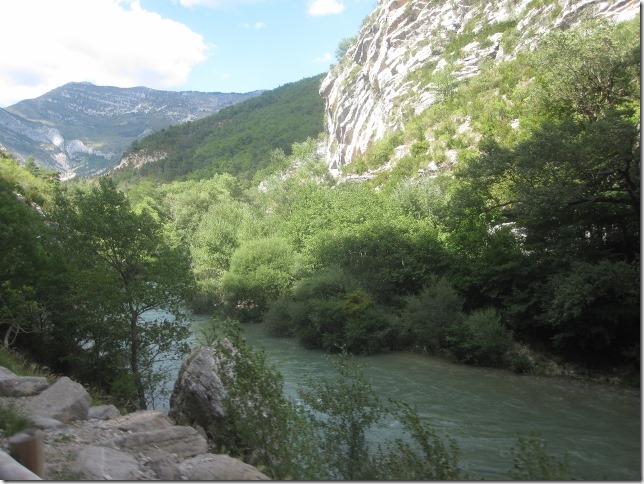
[113,74,326,184]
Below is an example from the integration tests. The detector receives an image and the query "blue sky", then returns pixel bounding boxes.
[0,0,376,107]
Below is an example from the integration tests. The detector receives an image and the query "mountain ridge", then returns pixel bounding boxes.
[0,82,263,179]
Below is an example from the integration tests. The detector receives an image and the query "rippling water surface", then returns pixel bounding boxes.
[170,315,641,480]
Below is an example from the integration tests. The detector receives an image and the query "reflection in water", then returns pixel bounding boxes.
[166,315,641,480]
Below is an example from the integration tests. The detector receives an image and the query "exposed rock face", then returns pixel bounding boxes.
[168,344,233,430]
[0,367,269,480]
[0,375,49,397]
[320,0,639,172]
[24,377,91,423]
[179,453,271,480]
[117,425,209,459]
[87,404,121,421]
[72,445,140,480]
[102,409,173,432]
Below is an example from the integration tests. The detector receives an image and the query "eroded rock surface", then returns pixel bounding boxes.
[321,0,639,171]
[24,377,91,423]
[0,367,269,480]
[169,344,233,430]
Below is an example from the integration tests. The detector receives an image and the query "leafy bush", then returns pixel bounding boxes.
[208,319,323,479]
[400,276,464,351]
[219,237,297,322]
[299,353,383,480]
[510,433,570,480]
[0,402,30,437]
[446,308,513,367]
[298,353,463,480]
[265,269,394,355]
[373,401,462,480]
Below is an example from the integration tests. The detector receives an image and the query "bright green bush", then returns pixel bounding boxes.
[219,237,297,322]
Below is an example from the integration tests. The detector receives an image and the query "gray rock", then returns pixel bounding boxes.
[71,445,140,480]
[100,409,174,432]
[0,376,49,397]
[0,366,17,379]
[88,404,121,420]
[28,416,65,430]
[25,377,91,423]
[169,344,234,429]
[117,425,208,459]
[178,453,270,480]
[146,459,182,480]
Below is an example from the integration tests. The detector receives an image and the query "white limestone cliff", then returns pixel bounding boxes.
[320,0,639,173]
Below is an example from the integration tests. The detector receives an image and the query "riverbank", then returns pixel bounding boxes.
[408,339,641,389]
[235,320,641,480]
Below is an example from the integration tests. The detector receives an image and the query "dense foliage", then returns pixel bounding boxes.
[0,157,194,409]
[110,17,638,375]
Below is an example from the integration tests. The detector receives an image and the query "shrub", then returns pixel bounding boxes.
[298,354,463,480]
[208,319,323,479]
[265,269,393,355]
[0,402,30,437]
[400,276,464,352]
[298,353,385,480]
[446,307,513,366]
[219,237,297,322]
[510,433,570,480]
[373,401,462,480]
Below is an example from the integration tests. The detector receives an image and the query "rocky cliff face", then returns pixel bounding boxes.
[320,0,639,172]
[0,82,262,179]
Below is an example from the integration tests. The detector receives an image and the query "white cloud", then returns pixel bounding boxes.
[179,0,263,7]
[313,52,334,63]
[0,0,208,106]
[242,21,265,29]
[308,0,345,16]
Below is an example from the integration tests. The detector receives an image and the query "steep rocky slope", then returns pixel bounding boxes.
[320,0,639,173]
[0,83,262,179]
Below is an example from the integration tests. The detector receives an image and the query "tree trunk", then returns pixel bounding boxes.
[130,312,147,410]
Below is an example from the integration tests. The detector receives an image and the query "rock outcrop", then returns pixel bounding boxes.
[169,344,233,430]
[0,368,269,480]
[320,0,639,172]
[24,377,91,423]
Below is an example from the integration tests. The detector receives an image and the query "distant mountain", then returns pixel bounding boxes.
[113,74,326,184]
[0,82,263,179]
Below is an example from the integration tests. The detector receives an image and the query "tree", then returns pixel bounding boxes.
[0,156,58,350]
[532,18,640,122]
[219,237,298,322]
[52,177,195,409]
[298,353,384,480]
[205,319,323,479]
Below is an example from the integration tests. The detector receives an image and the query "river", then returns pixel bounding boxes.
[163,313,641,480]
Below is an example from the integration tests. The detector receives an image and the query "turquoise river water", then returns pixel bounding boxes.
[161,313,641,480]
